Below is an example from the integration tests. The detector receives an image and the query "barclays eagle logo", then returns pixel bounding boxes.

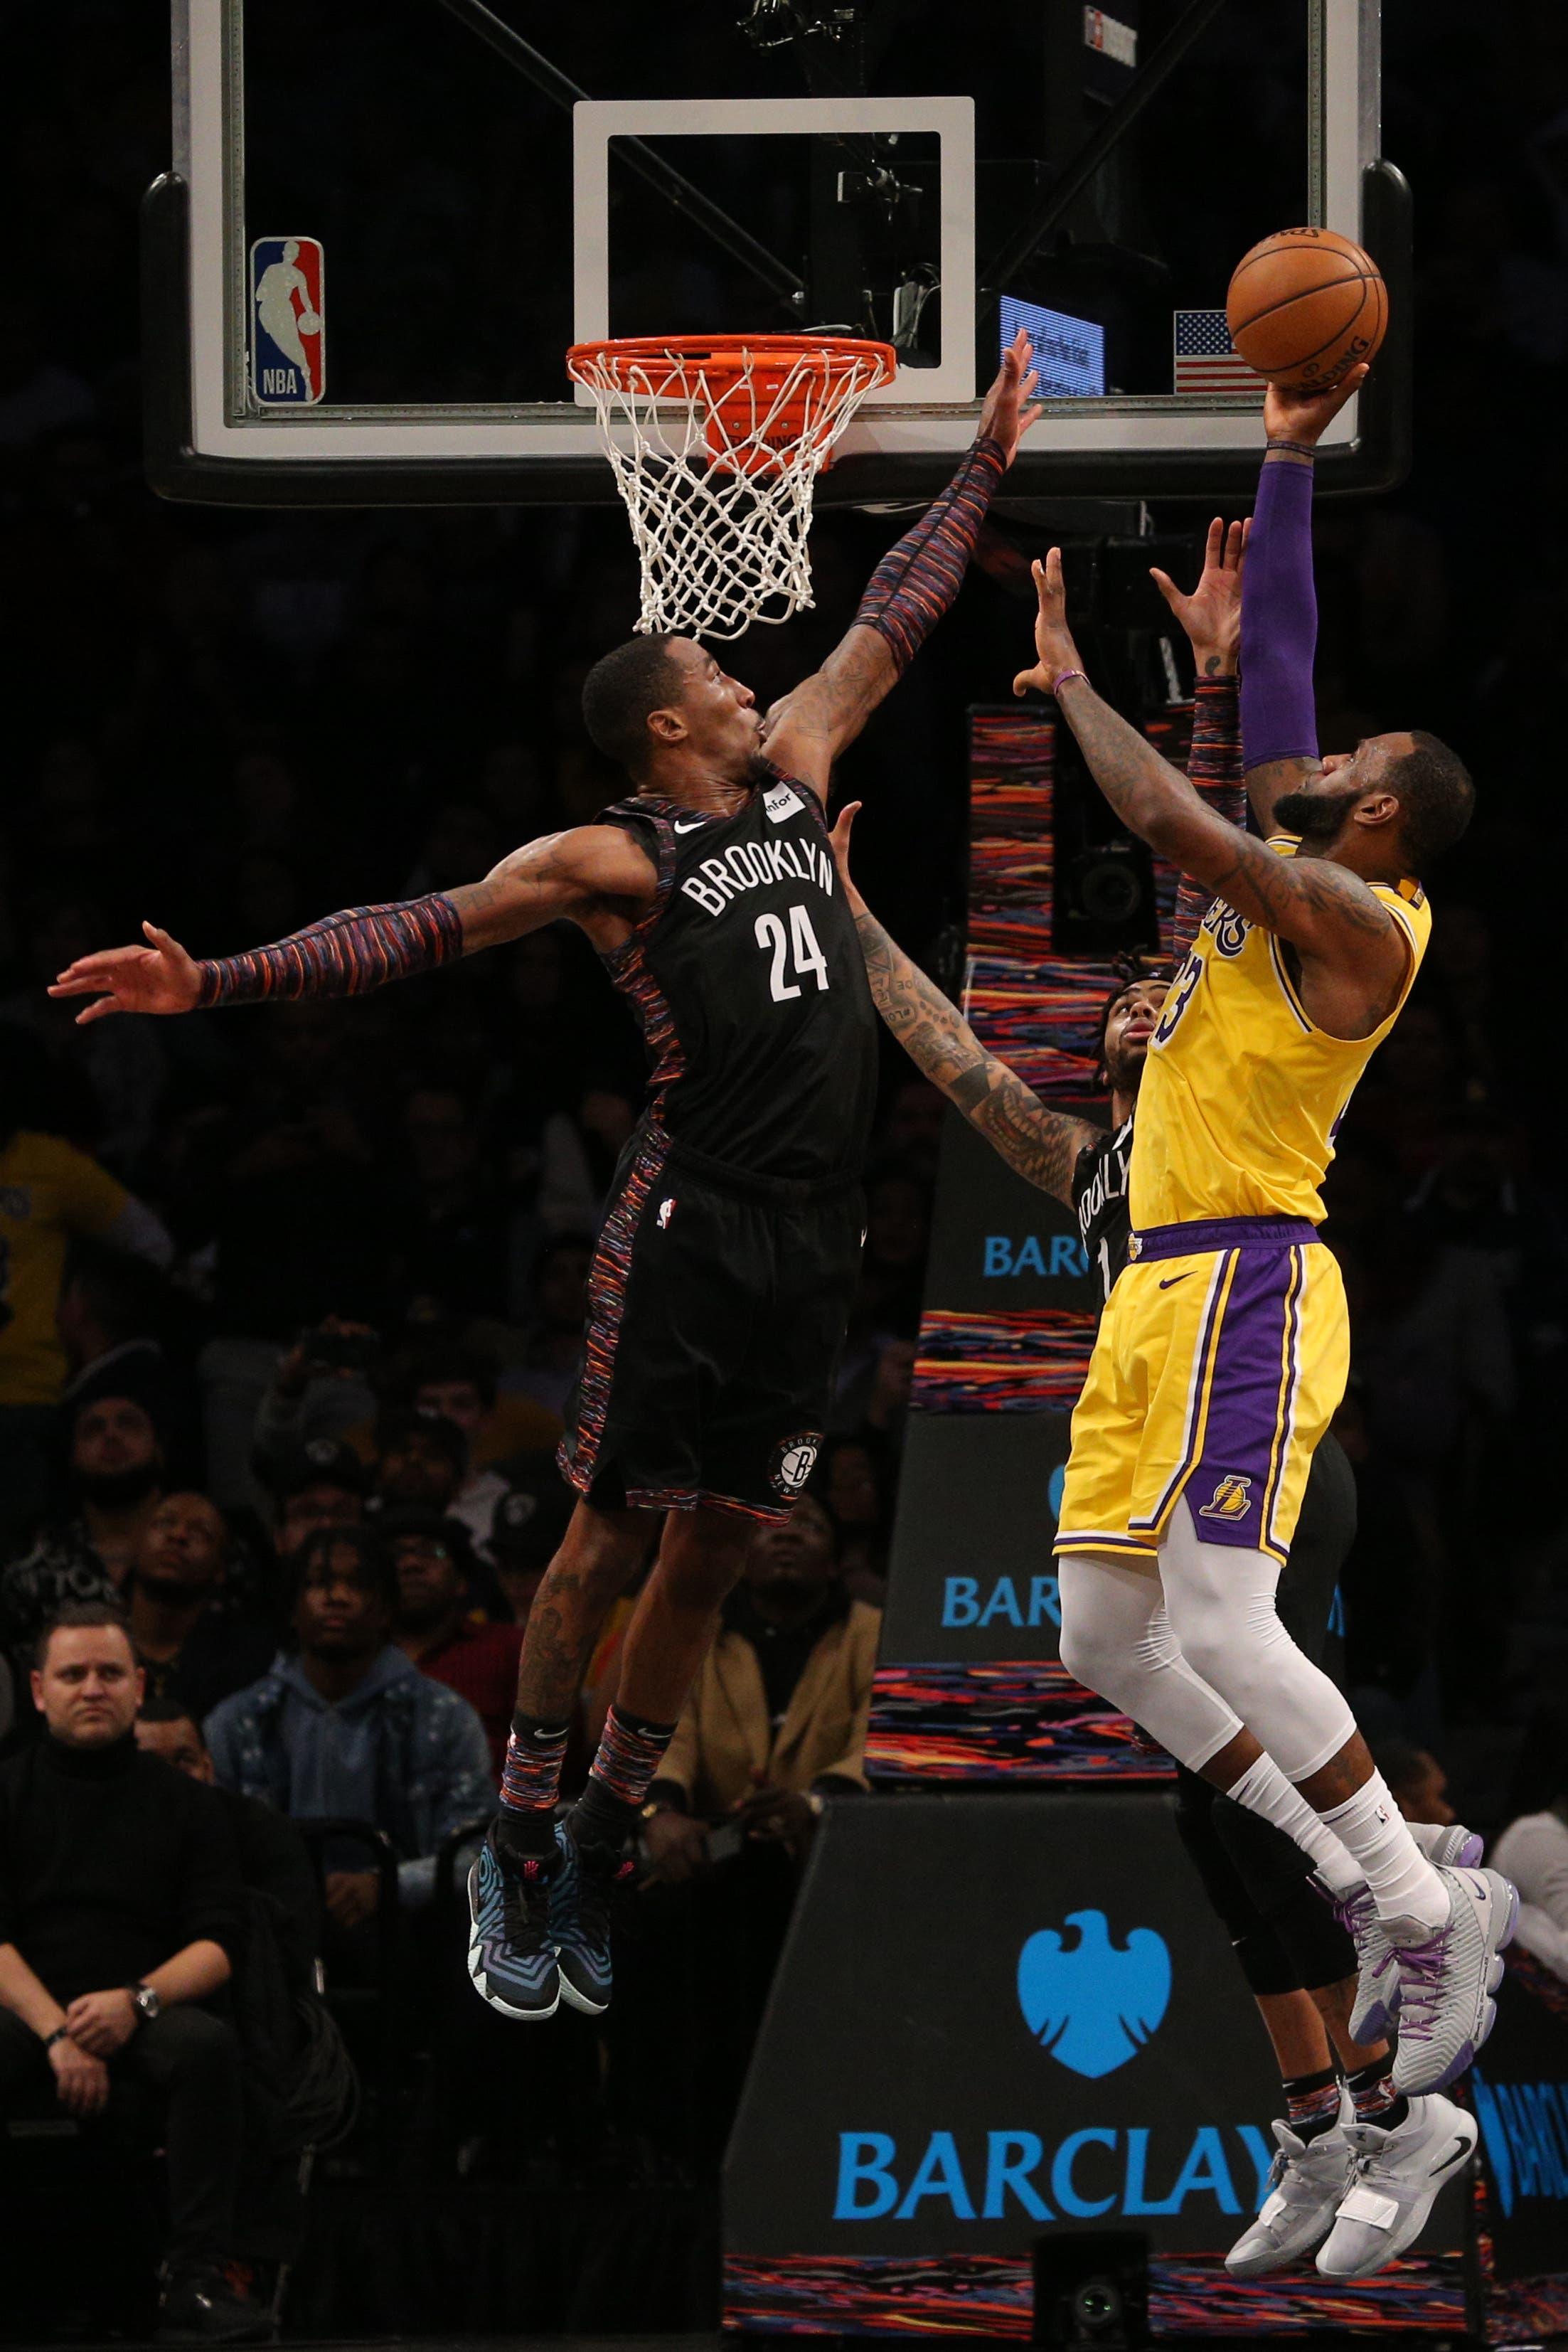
[1018,1911,1171,2078]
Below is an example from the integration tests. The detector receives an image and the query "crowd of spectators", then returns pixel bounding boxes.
[4,0,1568,2329]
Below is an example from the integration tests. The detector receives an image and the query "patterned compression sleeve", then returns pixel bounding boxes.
[1173,679,1245,960]
[1239,449,1319,770]
[196,893,464,1007]
[853,435,1008,673]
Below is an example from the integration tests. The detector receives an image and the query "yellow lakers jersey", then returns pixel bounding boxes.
[1130,839,1430,1228]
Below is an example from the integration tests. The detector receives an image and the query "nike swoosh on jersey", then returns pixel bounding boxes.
[673,818,707,834]
[1158,1272,1193,1289]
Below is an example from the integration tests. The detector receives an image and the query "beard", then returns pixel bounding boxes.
[1272,779,1363,842]
[79,1461,162,1511]
[1104,1040,1148,1097]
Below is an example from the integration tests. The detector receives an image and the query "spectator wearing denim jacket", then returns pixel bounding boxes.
[205,1525,491,1915]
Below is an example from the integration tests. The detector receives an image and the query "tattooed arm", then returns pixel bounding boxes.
[49,825,659,1021]
[1010,550,1409,1032]
[828,805,1096,1207]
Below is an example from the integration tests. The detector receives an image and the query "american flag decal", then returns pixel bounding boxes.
[1173,309,1263,396]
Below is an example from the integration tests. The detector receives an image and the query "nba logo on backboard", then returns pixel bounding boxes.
[249,238,325,405]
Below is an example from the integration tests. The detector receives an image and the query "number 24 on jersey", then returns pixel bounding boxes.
[756,904,830,1002]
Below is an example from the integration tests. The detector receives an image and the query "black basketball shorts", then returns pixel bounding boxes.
[558,1129,865,1525]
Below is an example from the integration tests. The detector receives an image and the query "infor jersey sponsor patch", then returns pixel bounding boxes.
[764,782,804,824]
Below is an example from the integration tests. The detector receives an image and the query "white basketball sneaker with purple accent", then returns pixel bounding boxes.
[1335,1824,1487,2046]
[1225,2100,1355,2277]
[1316,2092,1478,2277]
[1390,1863,1518,2097]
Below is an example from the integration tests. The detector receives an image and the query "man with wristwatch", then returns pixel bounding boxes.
[0,1601,267,2343]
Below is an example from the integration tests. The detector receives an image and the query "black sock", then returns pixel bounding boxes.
[1348,2058,1408,2134]
[570,1706,678,1853]
[1282,2063,1343,2141]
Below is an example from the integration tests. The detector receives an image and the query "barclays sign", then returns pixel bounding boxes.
[725,1794,1350,2266]
[833,1917,1264,2225]
[833,2122,1272,2223]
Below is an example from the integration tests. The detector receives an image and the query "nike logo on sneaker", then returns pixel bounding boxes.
[1434,2136,1473,2175]
[673,817,707,833]
[1158,1272,1192,1289]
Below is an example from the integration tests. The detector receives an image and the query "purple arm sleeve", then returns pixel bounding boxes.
[196,893,464,1007]
[1239,453,1319,772]
[853,436,1008,674]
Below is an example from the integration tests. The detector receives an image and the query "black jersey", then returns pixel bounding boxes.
[1072,1117,1135,1305]
[599,772,879,1183]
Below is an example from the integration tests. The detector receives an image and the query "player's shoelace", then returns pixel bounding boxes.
[1388,1931,1447,2048]
[506,1856,553,1947]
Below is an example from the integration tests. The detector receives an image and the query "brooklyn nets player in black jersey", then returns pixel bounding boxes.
[55,336,1042,2023]
[828,524,1429,2276]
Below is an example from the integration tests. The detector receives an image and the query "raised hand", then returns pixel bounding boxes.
[827,800,867,912]
[1012,550,1083,698]
[1151,516,1249,679]
[977,327,1042,466]
[48,922,203,1025]
[1262,360,1370,449]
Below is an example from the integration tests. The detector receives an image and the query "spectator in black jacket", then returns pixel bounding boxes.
[135,1696,322,1986]
[0,1602,266,2343]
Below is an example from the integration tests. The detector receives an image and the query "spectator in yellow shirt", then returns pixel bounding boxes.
[0,1033,173,1542]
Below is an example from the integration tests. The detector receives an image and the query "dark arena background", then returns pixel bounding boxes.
[3,3,1568,2349]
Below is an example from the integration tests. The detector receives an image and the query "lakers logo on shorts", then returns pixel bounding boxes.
[1198,1474,1254,1523]
[771,1432,821,1499]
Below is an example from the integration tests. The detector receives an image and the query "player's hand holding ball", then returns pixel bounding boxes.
[1261,363,1370,451]
[1012,548,1083,700]
[48,922,203,1023]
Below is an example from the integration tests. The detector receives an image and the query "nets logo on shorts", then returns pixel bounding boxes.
[249,238,325,405]
[771,1432,822,1499]
[1198,1474,1254,1523]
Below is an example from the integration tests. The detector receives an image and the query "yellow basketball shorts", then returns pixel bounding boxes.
[1055,1218,1350,1568]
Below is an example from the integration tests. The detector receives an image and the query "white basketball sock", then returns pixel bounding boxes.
[1320,1772,1449,1932]
[1225,1750,1364,1898]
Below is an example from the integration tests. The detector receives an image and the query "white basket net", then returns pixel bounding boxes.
[567,337,895,641]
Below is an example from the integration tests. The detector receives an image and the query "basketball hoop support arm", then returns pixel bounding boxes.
[427,0,808,312]
[978,0,1235,323]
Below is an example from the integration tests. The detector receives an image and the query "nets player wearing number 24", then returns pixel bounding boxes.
[51,334,1042,2027]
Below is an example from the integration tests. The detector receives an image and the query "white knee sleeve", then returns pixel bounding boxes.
[1057,1553,1242,1772]
[1159,1500,1355,1782]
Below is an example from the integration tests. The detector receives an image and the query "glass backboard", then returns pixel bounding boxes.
[147,0,1407,506]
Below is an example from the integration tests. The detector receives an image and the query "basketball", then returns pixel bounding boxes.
[297,309,321,335]
[1226,226,1387,393]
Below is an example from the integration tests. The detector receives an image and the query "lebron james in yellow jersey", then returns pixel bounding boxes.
[1008,366,1519,2252]
[1057,840,1429,1571]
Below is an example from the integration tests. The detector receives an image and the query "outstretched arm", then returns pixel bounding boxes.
[762,332,1040,797]
[1241,368,1367,831]
[1150,516,1249,959]
[49,824,659,1023]
[1012,551,1407,1014]
[830,804,1095,1208]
